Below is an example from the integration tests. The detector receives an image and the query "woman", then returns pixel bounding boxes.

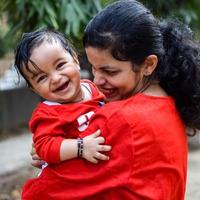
[24,0,200,199]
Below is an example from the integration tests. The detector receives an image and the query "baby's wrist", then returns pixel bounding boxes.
[77,138,84,158]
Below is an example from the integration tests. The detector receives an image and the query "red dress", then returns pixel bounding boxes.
[22,93,187,200]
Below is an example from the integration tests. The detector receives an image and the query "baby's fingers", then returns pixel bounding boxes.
[90,129,101,138]
[98,145,112,152]
[88,157,99,164]
[95,152,110,161]
[96,136,105,144]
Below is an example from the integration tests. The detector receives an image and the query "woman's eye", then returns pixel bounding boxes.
[105,71,118,75]
[37,75,47,83]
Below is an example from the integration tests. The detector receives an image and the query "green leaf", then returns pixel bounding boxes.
[91,0,102,12]
[71,1,87,21]
[44,1,56,17]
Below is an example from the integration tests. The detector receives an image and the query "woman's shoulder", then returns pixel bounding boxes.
[99,93,175,122]
[91,92,176,127]
[102,93,174,109]
[125,93,176,114]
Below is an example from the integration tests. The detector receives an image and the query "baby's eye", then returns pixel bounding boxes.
[37,75,47,83]
[56,62,67,70]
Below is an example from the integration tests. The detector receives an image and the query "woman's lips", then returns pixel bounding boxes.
[100,88,116,97]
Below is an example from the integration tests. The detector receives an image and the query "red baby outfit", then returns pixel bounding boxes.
[29,79,104,164]
[22,93,187,200]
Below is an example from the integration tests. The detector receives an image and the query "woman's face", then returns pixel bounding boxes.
[85,47,145,102]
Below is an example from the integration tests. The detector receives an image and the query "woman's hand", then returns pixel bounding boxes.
[30,144,46,169]
[82,130,112,164]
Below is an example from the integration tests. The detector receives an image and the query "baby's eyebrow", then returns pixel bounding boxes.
[31,74,37,80]
[53,57,67,65]
[31,72,41,80]
[27,59,43,80]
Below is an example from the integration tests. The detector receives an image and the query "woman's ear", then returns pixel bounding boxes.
[142,55,158,76]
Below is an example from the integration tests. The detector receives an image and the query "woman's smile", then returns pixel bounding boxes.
[99,87,117,98]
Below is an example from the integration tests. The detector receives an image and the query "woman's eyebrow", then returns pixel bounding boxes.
[100,65,117,70]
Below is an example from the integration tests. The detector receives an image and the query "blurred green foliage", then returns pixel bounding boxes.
[0,0,115,57]
[0,0,199,58]
[142,0,200,31]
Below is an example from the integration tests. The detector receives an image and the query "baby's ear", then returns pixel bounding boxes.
[74,57,80,70]
[29,85,37,93]
[74,55,80,64]
[77,64,81,70]
[143,55,158,76]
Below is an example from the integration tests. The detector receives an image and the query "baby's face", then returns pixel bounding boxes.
[23,41,82,103]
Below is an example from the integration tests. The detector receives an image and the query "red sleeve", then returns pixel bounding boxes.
[29,105,65,164]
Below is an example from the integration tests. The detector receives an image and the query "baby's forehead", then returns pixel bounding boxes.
[30,40,67,60]
[34,38,63,49]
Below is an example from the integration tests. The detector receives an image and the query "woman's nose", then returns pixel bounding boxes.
[93,72,106,86]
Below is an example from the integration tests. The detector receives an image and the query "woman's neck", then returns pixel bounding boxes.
[142,83,168,97]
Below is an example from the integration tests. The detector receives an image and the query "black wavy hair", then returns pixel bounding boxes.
[14,28,78,87]
[83,0,200,132]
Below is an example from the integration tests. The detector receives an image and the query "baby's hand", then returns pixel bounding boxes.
[82,130,111,164]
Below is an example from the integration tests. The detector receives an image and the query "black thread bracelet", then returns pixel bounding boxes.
[77,138,83,158]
